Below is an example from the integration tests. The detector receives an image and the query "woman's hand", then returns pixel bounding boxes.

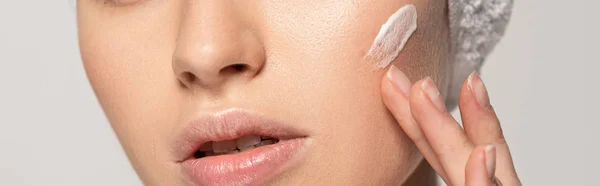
[381,65,521,186]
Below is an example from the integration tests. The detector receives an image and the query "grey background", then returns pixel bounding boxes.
[0,0,597,185]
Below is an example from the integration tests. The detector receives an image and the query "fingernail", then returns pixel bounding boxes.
[484,144,496,179]
[421,77,447,112]
[468,72,490,108]
[386,65,412,96]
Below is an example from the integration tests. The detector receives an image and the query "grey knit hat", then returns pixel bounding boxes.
[447,0,514,108]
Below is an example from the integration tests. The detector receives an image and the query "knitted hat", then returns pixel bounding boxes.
[447,0,514,109]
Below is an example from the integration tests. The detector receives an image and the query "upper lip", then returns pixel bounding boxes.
[170,108,308,162]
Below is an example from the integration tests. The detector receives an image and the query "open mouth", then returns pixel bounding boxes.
[193,135,280,158]
[171,109,309,186]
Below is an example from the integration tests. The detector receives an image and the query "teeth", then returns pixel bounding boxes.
[236,135,261,150]
[198,142,213,151]
[213,140,237,153]
[261,136,274,140]
[239,146,255,152]
[256,139,275,147]
[225,150,240,154]
[198,136,279,158]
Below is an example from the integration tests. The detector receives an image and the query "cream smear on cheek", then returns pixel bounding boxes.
[366,4,418,69]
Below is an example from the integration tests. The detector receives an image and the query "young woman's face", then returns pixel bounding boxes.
[78,0,449,185]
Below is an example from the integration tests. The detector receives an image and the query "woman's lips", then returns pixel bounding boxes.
[183,138,306,186]
[170,108,309,185]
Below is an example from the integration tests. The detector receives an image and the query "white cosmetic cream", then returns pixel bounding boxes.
[366,5,418,69]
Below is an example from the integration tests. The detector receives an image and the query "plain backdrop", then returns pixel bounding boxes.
[0,0,597,185]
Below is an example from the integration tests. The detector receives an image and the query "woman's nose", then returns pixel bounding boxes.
[172,1,265,91]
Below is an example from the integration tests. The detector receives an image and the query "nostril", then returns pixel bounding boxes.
[221,63,249,74]
[232,64,247,71]
[181,72,197,84]
[177,63,254,88]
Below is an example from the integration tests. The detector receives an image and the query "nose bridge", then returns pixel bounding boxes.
[173,1,264,90]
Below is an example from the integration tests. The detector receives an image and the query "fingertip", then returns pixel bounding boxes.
[408,79,427,108]
[460,71,491,111]
[385,65,412,96]
[381,80,399,111]
[408,78,447,118]
[380,68,413,127]
[484,144,497,179]
[466,145,486,172]
[466,145,494,186]
[469,72,491,109]
[458,72,505,147]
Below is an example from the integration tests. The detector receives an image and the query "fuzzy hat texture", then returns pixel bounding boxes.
[447,0,514,109]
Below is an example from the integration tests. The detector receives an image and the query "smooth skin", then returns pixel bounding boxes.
[77,0,520,185]
[78,0,450,185]
[382,65,521,186]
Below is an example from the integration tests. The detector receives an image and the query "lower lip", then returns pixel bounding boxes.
[181,138,307,186]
